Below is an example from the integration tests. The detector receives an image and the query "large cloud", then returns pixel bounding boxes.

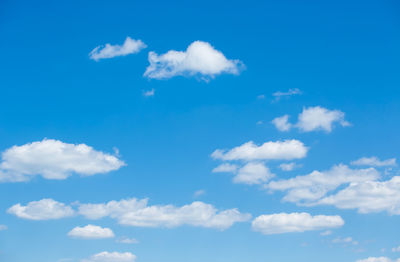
[251,212,344,235]
[7,199,74,220]
[0,139,125,182]
[68,225,115,239]
[266,164,379,204]
[81,251,136,262]
[211,140,308,161]
[78,198,251,230]
[144,41,243,80]
[89,37,146,61]
[8,198,250,230]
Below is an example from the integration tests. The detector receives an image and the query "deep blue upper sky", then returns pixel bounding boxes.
[0,0,400,262]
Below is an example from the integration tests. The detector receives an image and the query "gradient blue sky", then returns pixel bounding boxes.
[1,0,400,262]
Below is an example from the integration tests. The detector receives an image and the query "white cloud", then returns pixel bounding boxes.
[67,225,114,239]
[0,139,125,182]
[78,198,251,230]
[296,106,350,132]
[7,199,74,220]
[320,230,332,236]
[267,164,379,205]
[332,236,358,245]
[272,88,302,101]
[212,163,238,173]
[233,162,275,185]
[316,176,400,215]
[117,237,139,244]
[143,89,155,97]
[193,189,206,198]
[144,41,243,80]
[271,115,292,132]
[82,251,136,262]
[356,257,399,262]
[211,140,308,161]
[251,212,344,235]
[279,162,300,171]
[0,225,7,231]
[351,157,396,167]
[393,246,400,252]
[89,37,146,61]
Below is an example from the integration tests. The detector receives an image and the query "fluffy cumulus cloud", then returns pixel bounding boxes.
[211,140,308,161]
[316,176,400,215]
[296,106,350,132]
[251,212,344,235]
[351,157,397,167]
[213,162,274,185]
[144,41,243,80]
[272,106,350,133]
[271,115,292,132]
[0,139,125,182]
[89,37,146,61]
[78,198,251,230]
[67,224,115,239]
[7,199,74,220]
[356,257,400,262]
[81,251,136,262]
[266,164,379,205]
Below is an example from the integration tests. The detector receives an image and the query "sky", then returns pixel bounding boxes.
[0,0,400,261]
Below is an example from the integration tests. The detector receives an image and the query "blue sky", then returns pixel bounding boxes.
[1,0,400,261]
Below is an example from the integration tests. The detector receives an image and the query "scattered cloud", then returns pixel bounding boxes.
[144,41,243,80]
[81,251,136,262]
[351,157,396,167]
[271,115,292,132]
[0,139,125,182]
[316,176,400,215]
[393,246,400,252]
[89,37,146,61]
[7,199,74,220]
[0,225,7,231]
[251,212,344,235]
[279,162,300,171]
[68,225,115,239]
[320,230,332,236]
[296,106,350,132]
[117,237,139,244]
[78,198,251,230]
[211,140,308,161]
[272,88,302,101]
[257,94,265,99]
[332,236,358,245]
[143,89,155,97]
[193,189,206,198]
[233,162,275,185]
[356,257,399,262]
[266,164,379,205]
[212,163,238,173]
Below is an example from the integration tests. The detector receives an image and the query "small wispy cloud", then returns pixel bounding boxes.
[117,237,139,244]
[193,189,206,198]
[143,89,155,97]
[89,37,146,61]
[0,225,7,231]
[272,88,302,101]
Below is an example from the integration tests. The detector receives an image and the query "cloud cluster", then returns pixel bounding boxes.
[89,37,146,61]
[251,212,344,235]
[212,140,308,161]
[7,198,75,220]
[144,41,243,80]
[82,251,136,262]
[68,224,115,239]
[272,106,350,133]
[351,157,397,167]
[0,139,125,182]
[8,198,251,230]
[266,164,380,205]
